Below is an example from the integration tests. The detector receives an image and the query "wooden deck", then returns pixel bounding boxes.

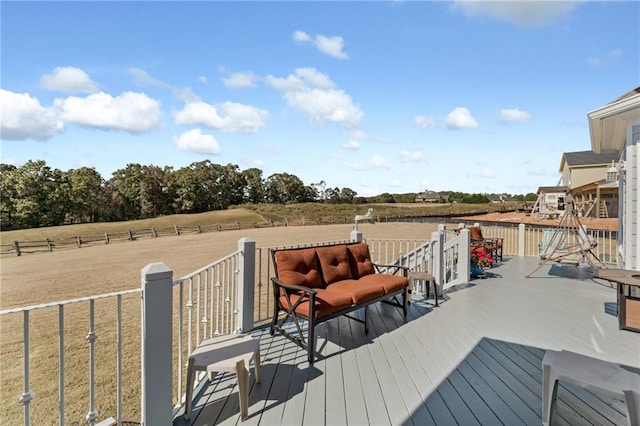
[175,257,639,426]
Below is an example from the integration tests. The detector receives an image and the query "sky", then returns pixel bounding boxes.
[1,1,638,197]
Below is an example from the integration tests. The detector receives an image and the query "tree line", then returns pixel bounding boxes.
[0,160,365,230]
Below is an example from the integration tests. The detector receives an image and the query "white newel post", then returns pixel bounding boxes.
[350,228,363,242]
[431,231,445,293]
[237,237,256,333]
[518,224,526,257]
[141,262,173,426]
[459,228,470,282]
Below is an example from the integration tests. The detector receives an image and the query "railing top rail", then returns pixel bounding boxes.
[173,250,241,287]
[0,288,142,315]
[261,239,354,252]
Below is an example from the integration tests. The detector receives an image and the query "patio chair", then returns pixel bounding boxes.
[468,226,503,262]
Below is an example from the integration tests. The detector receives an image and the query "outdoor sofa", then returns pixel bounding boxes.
[270,242,409,363]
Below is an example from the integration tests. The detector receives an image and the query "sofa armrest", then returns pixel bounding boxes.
[271,277,317,295]
[372,263,409,277]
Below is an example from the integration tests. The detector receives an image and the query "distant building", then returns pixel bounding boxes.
[488,193,515,203]
[532,186,570,219]
[415,190,441,203]
[558,150,621,218]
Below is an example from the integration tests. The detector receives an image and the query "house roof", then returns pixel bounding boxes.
[559,150,620,171]
[588,86,640,153]
[537,186,569,194]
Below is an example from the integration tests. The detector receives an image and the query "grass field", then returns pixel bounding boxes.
[0,204,472,425]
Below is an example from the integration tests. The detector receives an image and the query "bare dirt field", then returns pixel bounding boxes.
[0,222,444,425]
[459,211,618,231]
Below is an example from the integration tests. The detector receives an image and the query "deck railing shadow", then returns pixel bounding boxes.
[401,337,628,426]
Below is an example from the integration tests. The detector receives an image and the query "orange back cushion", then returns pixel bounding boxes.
[347,243,375,278]
[316,245,352,285]
[275,248,322,288]
[469,226,484,241]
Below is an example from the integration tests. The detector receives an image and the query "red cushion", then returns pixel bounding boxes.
[347,243,376,278]
[316,245,352,285]
[275,248,322,288]
[327,279,385,304]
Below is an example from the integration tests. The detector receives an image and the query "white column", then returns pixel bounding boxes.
[237,238,256,333]
[459,229,470,282]
[350,228,363,242]
[518,224,526,257]
[140,262,173,426]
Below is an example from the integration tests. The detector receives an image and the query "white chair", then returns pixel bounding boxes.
[184,334,261,422]
[542,349,640,426]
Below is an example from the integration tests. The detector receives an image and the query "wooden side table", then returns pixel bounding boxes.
[184,334,261,422]
[594,268,640,332]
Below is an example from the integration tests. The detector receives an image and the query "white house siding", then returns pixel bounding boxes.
[620,123,640,269]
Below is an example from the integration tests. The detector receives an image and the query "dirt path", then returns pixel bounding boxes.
[0,222,443,309]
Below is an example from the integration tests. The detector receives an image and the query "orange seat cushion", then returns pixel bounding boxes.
[359,273,408,294]
[327,279,385,304]
[279,288,353,319]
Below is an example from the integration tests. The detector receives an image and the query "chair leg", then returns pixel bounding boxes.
[542,363,559,426]
[235,359,249,421]
[184,357,195,421]
[254,345,262,384]
[622,390,639,426]
[307,319,315,364]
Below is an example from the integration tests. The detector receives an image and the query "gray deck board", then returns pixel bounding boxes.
[179,257,639,426]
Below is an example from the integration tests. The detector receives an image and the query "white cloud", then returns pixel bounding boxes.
[174,101,268,133]
[452,0,581,27]
[293,30,311,42]
[391,179,402,187]
[415,115,436,129]
[350,162,365,171]
[293,30,348,59]
[128,68,199,102]
[342,140,361,150]
[55,91,161,133]
[371,154,391,168]
[267,68,363,127]
[468,168,496,179]
[222,72,260,89]
[500,108,531,123]
[173,129,220,155]
[0,89,64,140]
[198,76,208,84]
[446,107,478,129]
[400,150,425,162]
[40,66,99,94]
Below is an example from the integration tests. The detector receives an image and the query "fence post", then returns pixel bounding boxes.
[459,228,470,283]
[174,225,180,236]
[14,241,21,257]
[140,262,173,426]
[128,229,134,241]
[237,238,256,333]
[105,233,109,244]
[518,224,526,257]
[151,227,157,238]
[46,239,53,252]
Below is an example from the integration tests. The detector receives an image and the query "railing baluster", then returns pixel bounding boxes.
[214,266,221,335]
[19,310,33,426]
[202,271,209,339]
[59,305,65,426]
[85,299,97,425]
[116,295,122,426]
[177,282,183,408]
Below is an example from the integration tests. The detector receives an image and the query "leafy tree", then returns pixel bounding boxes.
[264,172,308,203]
[0,163,18,229]
[461,193,490,204]
[108,163,145,220]
[241,168,265,204]
[68,167,105,223]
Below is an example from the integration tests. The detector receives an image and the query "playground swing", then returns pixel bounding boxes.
[526,194,608,278]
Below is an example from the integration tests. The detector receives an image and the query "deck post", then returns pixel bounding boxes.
[237,238,256,333]
[350,228,363,242]
[458,228,470,283]
[518,224,526,257]
[431,231,444,293]
[140,262,173,426]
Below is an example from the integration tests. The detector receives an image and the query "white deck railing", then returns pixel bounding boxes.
[0,289,141,426]
[1,222,618,425]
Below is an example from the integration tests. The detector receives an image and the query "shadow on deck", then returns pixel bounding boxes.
[175,257,636,426]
